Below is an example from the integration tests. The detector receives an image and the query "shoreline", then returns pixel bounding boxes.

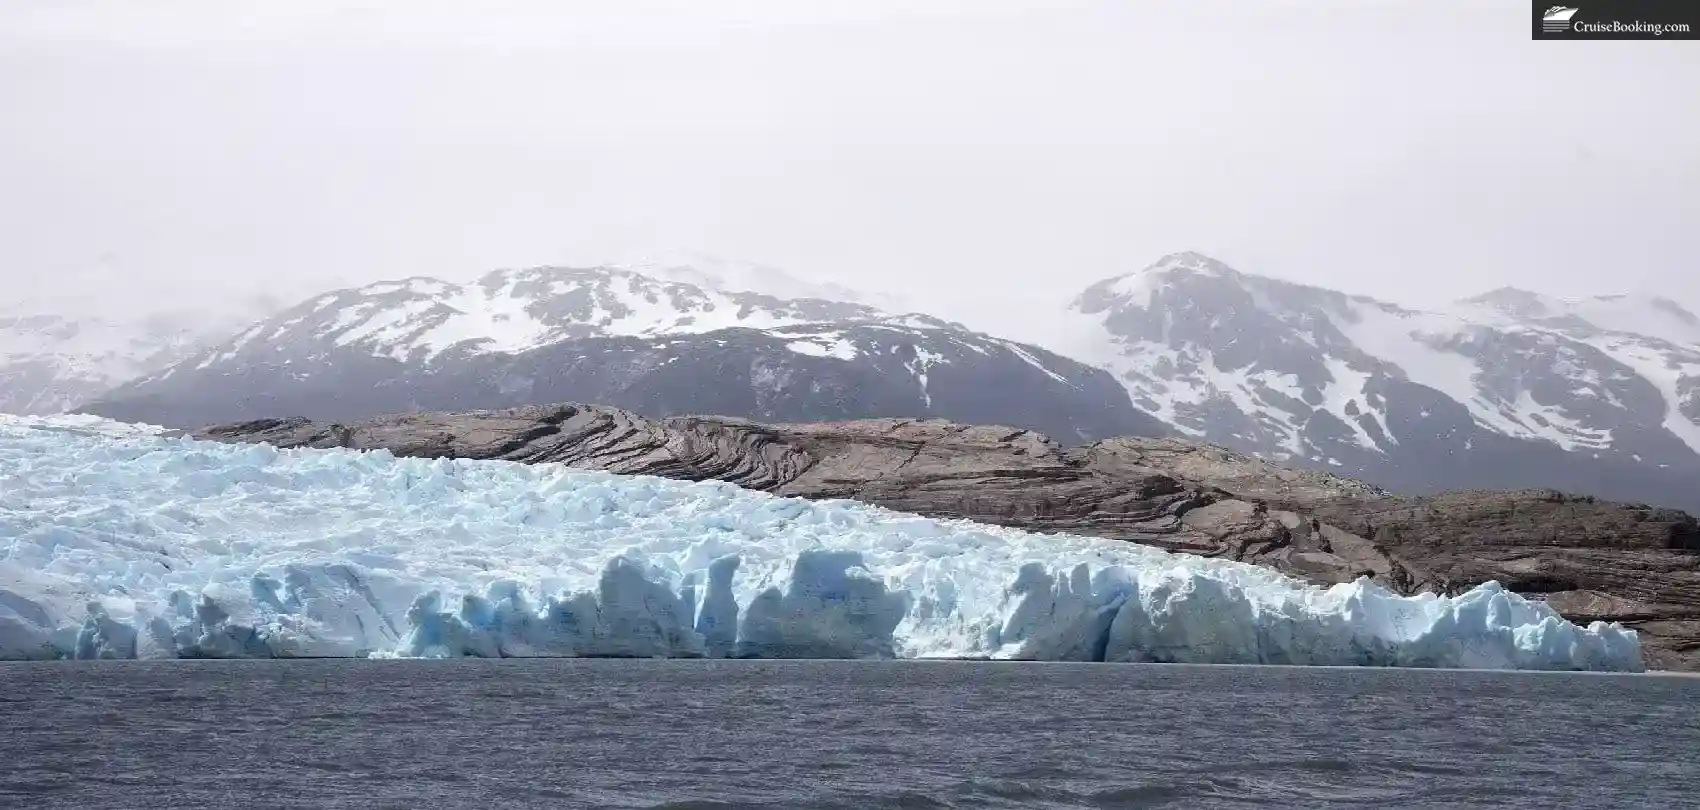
[4,657,1688,677]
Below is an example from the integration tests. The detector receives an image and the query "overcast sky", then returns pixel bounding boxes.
[3,0,1696,335]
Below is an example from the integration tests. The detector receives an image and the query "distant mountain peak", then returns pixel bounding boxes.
[183,264,910,371]
[1459,286,1554,318]
[1054,251,1700,511]
[90,260,1168,445]
[0,302,278,416]
[1072,251,1232,312]
[1455,286,1700,347]
[1125,250,1239,282]
[545,247,915,313]
[1150,250,1238,274]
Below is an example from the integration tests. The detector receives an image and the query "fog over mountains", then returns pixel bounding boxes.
[0,302,277,417]
[9,250,1700,510]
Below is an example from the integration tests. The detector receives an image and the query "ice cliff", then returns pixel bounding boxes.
[0,414,1643,670]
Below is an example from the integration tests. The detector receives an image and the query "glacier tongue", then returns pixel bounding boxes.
[0,414,1642,670]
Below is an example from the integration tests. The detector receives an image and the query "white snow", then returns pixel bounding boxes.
[1454,289,1700,455]
[1199,357,1282,444]
[902,345,948,407]
[1503,391,1614,451]
[1320,358,1389,450]
[333,298,437,360]
[1577,335,1700,456]
[410,277,552,356]
[0,307,262,415]
[1331,306,1481,412]
[782,332,860,361]
[1044,316,1314,449]
[1061,256,1700,460]
[351,278,452,298]
[573,247,917,314]
[998,341,1073,386]
[1338,312,1614,450]
[1566,295,1700,347]
[315,268,891,362]
[1461,290,1700,348]
[1101,251,1226,302]
[0,415,1641,670]
[201,321,270,368]
[1105,268,1168,304]
[1323,303,1590,448]
[1443,291,1700,452]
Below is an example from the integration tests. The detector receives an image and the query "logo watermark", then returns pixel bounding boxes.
[1532,0,1697,39]
[1543,6,1580,32]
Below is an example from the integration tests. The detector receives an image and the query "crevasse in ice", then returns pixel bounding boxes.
[0,414,1643,670]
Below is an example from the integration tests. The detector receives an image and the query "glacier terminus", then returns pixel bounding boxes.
[0,414,1643,670]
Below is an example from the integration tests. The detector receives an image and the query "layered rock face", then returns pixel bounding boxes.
[197,404,1700,670]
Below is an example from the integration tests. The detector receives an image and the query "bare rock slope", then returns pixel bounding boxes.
[196,403,1700,670]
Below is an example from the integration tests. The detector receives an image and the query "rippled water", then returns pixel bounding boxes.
[2,660,1695,809]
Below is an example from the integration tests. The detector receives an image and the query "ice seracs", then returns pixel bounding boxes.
[0,414,1643,670]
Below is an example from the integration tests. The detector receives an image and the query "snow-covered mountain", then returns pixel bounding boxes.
[89,265,1165,442]
[60,249,1700,510]
[1055,251,1700,509]
[172,265,940,367]
[0,307,270,416]
[558,248,916,314]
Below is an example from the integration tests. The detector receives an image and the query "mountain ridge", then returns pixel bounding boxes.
[0,305,273,416]
[87,264,1167,444]
[1054,251,1700,511]
[29,249,1700,513]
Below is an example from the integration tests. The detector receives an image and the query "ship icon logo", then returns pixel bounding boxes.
[1542,6,1580,32]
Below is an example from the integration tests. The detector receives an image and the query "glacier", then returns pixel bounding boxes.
[0,414,1643,670]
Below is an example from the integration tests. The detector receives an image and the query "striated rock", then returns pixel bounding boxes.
[195,403,1700,670]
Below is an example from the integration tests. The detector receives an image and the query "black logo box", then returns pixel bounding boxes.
[1532,0,1699,39]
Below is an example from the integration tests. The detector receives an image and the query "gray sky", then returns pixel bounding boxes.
[3,0,1696,337]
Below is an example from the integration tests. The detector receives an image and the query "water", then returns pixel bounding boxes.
[1,660,1696,809]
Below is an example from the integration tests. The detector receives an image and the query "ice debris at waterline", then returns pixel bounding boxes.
[0,414,1642,670]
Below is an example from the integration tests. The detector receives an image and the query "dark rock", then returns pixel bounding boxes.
[93,326,1168,447]
[195,403,1700,671]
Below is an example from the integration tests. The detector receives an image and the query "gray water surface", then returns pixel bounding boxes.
[2,660,1696,809]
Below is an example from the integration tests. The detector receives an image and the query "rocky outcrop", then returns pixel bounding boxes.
[195,403,1700,670]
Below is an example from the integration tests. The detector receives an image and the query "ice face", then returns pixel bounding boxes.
[0,414,1643,670]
